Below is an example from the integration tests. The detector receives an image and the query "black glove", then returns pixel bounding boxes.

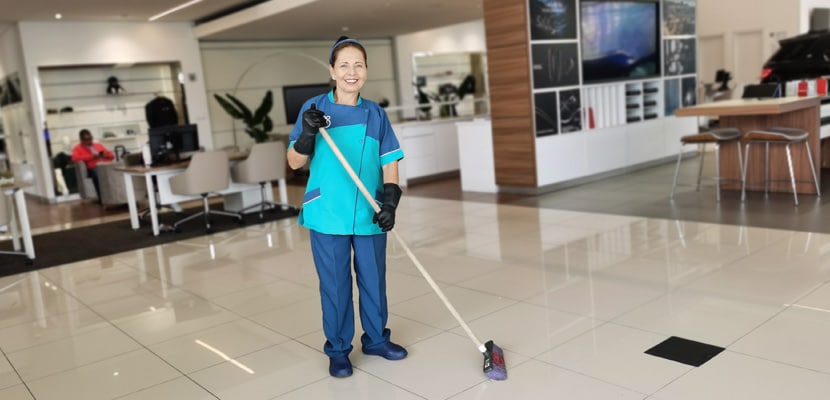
[373,183,402,232]
[293,103,326,156]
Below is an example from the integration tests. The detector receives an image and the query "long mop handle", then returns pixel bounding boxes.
[318,127,486,351]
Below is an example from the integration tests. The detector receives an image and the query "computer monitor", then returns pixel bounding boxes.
[283,83,331,125]
[148,124,200,165]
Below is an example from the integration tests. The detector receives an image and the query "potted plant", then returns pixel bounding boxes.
[213,90,274,143]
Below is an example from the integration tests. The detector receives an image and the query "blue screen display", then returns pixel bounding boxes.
[580,1,660,83]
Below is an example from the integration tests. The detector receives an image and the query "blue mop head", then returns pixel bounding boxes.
[482,340,507,380]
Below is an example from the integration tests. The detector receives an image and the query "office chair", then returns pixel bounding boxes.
[168,150,242,233]
[231,142,297,219]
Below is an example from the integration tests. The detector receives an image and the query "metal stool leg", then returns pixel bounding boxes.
[741,142,751,202]
[805,141,821,197]
[764,142,770,196]
[714,142,721,202]
[737,140,744,190]
[670,144,684,200]
[784,143,798,206]
[696,144,706,192]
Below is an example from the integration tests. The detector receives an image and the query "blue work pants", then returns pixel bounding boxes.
[309,230,391,357]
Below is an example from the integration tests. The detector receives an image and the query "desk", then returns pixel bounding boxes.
[2,183,35,261]
[118,154,289,236]
[675,97,821,194]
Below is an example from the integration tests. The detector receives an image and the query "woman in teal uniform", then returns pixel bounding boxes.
[287,36,406,378]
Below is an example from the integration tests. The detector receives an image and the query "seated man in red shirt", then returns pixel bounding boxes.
[71,129,114,202]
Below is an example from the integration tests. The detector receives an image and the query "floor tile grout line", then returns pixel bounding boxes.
[0,342,38,399]
[529,354,652,398]
[719,280,828,350]
[722,347,830,377]
[51,281,224,399]
[21,263,238,397]
[524,317,660,396]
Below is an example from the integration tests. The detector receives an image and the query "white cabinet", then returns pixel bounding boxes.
[394,119,464,185]
[457,119,496,193]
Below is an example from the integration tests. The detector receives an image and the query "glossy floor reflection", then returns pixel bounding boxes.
[1,196,830,399]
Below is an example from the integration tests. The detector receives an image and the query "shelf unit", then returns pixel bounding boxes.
[581,79,665,129]
[39,63,184,156]
[624,80,662,124]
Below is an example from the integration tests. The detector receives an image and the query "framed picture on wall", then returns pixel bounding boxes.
[534,92,559,137]
[559,89,582,133]
[532,43,580,89]
[664,78,681,116]
[663,0,696,36]
[682,77,697,107]
[664,38,697,76]
[529,0,578,40]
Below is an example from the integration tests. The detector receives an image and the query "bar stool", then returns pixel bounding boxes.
[740,127,820,206]
[670,127,744,202]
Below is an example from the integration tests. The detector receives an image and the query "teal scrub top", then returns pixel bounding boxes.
[289,91,404,235]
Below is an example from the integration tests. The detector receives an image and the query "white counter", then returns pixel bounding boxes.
[456,118,496,193]
[394,117,477,186]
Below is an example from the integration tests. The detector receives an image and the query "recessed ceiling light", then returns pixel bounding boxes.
[342,26,350,32]
[54,13,62,20]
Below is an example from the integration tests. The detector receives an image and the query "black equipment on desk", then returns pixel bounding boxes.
[148,124,200,166]
[742,83,781,99]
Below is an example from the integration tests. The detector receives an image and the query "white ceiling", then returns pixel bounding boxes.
[0,0,485,40]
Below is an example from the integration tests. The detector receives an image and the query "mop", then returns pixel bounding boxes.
[317,125,507,381]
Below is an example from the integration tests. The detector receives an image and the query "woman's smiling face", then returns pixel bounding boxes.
[329,46,367,97]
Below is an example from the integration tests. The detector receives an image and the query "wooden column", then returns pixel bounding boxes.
[483,0,536,188]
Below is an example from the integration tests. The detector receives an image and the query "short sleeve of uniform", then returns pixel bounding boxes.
[377,109,403,166]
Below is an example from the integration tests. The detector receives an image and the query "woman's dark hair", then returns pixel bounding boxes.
[78,129,92,140]
[329,36,367,66]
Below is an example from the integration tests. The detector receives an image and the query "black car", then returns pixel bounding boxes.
[761,29,830,84]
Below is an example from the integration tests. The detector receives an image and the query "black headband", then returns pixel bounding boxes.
[329,38,364,64]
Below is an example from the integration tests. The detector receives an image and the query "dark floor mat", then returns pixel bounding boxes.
[645,336,725,367]
[0,206,299,276]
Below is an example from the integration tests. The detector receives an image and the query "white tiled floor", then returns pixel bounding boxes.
[2,196,830,399]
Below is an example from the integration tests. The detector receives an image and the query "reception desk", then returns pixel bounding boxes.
[675,96,821,194]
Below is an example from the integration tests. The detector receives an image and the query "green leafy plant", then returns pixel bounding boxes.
[213,90,274,143]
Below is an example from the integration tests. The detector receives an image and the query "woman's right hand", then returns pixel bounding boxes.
[294,104,326,156]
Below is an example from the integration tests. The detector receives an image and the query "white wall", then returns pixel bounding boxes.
[394,20,487,119]
[697,0,801,90]
[17,21,212,199]
[801,0,830,31]
[200,39,396,150]
[0,24,41,192]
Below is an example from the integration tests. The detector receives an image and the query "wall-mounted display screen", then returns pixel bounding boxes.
[283,83,331,125]
[580,0,661,84]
